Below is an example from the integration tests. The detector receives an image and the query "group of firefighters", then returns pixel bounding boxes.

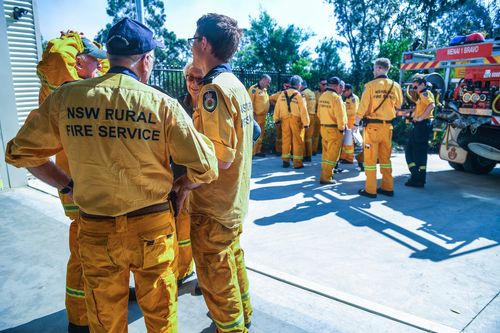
[248,58,436,193]
[3,11,436,333]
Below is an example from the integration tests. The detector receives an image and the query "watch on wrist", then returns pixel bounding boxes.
[59,180,73,194]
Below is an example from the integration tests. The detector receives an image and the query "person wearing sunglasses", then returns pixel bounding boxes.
[172,62,203,289]
[181,13,254,332]
[404,75,435,188]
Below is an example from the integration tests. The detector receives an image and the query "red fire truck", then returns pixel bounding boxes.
[400,38,499,174]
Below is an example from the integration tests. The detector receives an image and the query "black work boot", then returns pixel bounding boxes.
[282,161,290,168]
[68,323,90,333]
[405,179,424,188]
[377,188,394,197]
[358,189,377,198]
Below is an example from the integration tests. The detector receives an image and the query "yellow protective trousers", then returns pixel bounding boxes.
[312,115,321,154]
[320,127,344,182]
[280,118,292,162]
[191,216,252,333]
[175,206,194,281]
[275,122,282,153]
[78,210,178,333]
[363,123,393,194]
[304,114,317,158]
[253,114,266,155]
[340,143,354,163]
[66,218,87,326]
[290,116,305,168]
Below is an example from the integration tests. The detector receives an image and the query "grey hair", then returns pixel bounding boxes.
[290,75,302,88]
[260,74,271,81]
[107,50,151,66]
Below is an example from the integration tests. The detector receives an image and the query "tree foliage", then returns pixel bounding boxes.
[95,0,188,67]
[234,10,312,73]
[312,38,346,79]
[432,0,495,46]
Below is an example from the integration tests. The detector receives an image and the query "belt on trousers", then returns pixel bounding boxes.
[364,118,394,125]
[321,124,338,127]
[80,202,170,220]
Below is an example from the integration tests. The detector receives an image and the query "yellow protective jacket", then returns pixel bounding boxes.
[344,93,359,128]
[301,88,317,115]
[269,90,283,105]
[190,64,254,228]
[314,90,326,111]
[357,75,403,121]
[247,83,269,116]
[317,89,347,129]
[413,89,435,119]
[6,71,218,216]
[273,88,310,126]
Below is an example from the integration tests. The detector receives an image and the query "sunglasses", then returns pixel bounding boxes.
[186,75,202,83]
[187,36,202,47]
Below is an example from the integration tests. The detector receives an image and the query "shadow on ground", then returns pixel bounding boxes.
[0,303,144,333]
[250,156,500,262]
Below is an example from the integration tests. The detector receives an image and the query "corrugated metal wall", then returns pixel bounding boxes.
[3,0,40,126]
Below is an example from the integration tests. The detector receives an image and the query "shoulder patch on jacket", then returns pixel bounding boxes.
[252,89,256,94]
[423,92,428,97]
[202,90,218,112]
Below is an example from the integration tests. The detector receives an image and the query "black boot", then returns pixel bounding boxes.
[68,323,90,333]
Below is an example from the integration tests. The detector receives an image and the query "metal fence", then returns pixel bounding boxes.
[149,67,293,99]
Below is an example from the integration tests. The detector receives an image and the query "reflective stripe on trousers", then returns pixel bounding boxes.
[363,123,393,194]
[191,216,252,333]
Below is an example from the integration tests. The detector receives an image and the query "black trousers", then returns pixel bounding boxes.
[405,120,432,184]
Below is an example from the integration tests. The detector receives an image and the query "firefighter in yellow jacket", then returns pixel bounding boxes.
[36,30,108,333]
[6,18,219,332]
[301,80,317,162]
[187,14,253,332]
[317,77,347,184]
[313,78,328,153]
[269,80,291,155]
[248,74,271,157]
[273,75,310,169]
[405,75,435,187]
[340,84,360,164]
[355,58,403,198]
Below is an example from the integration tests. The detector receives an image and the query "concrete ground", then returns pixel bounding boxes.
[0,153,499,332]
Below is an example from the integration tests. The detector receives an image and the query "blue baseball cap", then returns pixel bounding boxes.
[106,18,164,56]
[81,37,107,59]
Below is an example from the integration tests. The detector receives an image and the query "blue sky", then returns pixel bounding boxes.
[38,0,343,62]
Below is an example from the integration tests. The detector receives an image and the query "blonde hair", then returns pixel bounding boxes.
[183,62,194,77]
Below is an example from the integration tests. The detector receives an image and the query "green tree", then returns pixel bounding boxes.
[95,0,188,67]
[312,38,346,79]
[234,10,312,73]
[324,0,402,89]
[377,37,412,79]
[411,0,466,48]
[433,0,495,46]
